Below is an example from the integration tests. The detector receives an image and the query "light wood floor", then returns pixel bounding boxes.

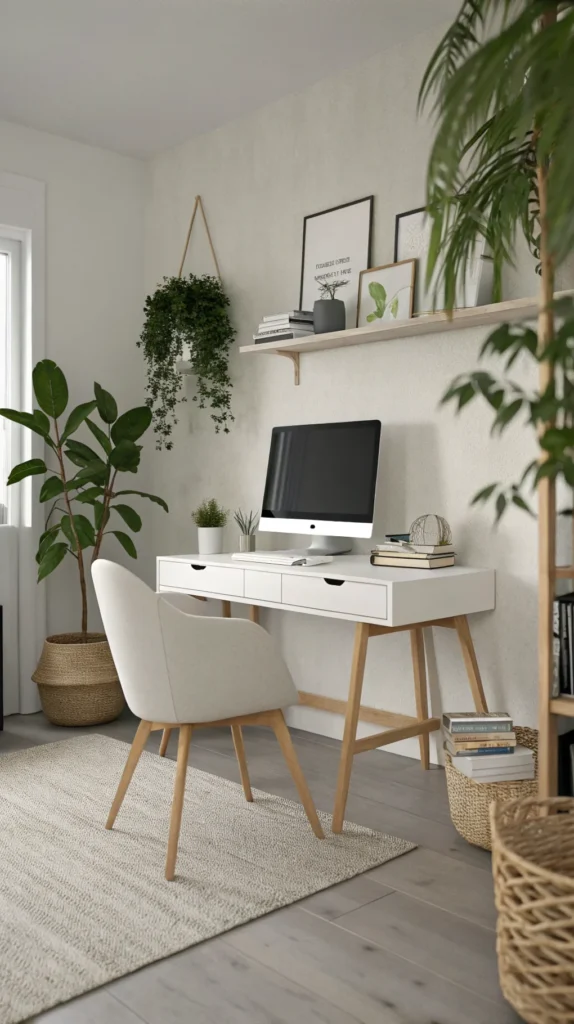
[1,710,521,1024]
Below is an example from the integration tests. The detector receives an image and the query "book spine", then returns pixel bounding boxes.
[263,311,313,322]
[553,597,561,698]
[560,600,570,694]
[448,739,517,750]
[448,746,515,757]
[444,718,513,733]
[444,732,515,742]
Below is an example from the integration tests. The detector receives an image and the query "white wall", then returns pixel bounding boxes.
[0,118,148,639]
[143,23,564,761]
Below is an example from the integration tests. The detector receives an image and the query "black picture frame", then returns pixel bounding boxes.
[393,205,426,264]
[299,196,374,317]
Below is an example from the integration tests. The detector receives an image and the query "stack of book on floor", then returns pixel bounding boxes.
[444,712,535,782]
[253,310,314,344]
[370,539,455,570]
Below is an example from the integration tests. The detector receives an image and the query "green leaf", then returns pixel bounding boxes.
[37,542,68,582]
[86,418,112,456]
[7,458,47,485]
[60,513,95,551]
[368,281,387,305]
[110,406,152,445]
[0,408,51,440]
[495,493,507,524]
[61,400,98,442]
[74,485,105,504]
[39,475,65,503]
[471,483,497,505]
[389,297,399,318]
[32,360,68,419]
[93,500,110,532]
[366,312,378,323]
[109,439,141,473]
[36,525,60,564]
[69,460,108,488]
[114,489,169,513]
[110,530,137,558]
[113,503,142,532]
[65,439,102,466]
[511,494,534,515]
[94,383,118,424]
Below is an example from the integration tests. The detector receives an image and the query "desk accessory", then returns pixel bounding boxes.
[231,552,333,566]
[192,499,228,555]
[234,508,259,553]
[253,311,313,344]
[313,277,348,334]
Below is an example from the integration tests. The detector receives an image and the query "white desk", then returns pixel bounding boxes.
[156,553,496,830]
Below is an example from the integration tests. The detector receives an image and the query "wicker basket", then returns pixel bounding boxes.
[491,796,574,1024]
[444,726,538,850]
[32,632,124,727]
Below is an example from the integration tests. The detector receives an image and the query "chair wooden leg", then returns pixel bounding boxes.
[231,724,253,802]
[270,710,324,839]
[332,622,370,833]
[106,719,152,830]
[165,725,193,881]
[249,605,260,624]
[410,627,430,770]
[222,600,231,618]
[454,615,488,713]
[159,728,172,757]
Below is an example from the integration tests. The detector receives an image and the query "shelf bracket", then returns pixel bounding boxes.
[276,350,300,385]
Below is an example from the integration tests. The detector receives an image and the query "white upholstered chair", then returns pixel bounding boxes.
[92,560,324,880]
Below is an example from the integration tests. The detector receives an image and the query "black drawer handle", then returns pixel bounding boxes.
[191,564,207,570]
[324,578,345,587]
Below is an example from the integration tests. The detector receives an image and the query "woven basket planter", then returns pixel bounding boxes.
[444,726,538,850]
[491,796,574,1024]
[32,633,124,727]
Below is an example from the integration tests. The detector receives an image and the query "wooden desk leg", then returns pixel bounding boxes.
[222,600,231,618]
[332,622,370,833]
[410,627,430,769]
[453,615,488,713]
[249,605,260,624]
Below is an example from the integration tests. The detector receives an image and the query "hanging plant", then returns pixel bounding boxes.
[138,273,236,450]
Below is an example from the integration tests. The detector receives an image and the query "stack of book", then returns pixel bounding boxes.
[444,712,535,782]
[253,310,314,344]
[370,539,455,570]
[553,591,574,697]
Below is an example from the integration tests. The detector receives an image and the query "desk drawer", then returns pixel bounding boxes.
[282,574,387,620]
[158,560,244,597]
[244,570,282,604]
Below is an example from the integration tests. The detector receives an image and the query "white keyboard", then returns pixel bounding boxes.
[231,552,333,567]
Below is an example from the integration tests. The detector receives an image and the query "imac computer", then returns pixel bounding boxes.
[258,419,381,556]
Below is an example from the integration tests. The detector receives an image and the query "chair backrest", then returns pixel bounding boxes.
[92,560,298,724]
[92,559,177,722]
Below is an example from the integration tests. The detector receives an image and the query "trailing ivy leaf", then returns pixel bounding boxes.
[109,439,141,473]
[60,513,95,551]
[74,486,105,504]
[113,503,142,532]
[39,475,65,503]
[36,525,60,564]
[7,458,47,485]
[60,401,98,443]
[37,542,68,582]
[32,360,68,419]
[113,489,168,513]
[94,383,118,424]
[110,530,137,558]
[110,406,152,445]
[86,418,112,456]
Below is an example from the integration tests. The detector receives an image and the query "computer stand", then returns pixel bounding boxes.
[304,536,352,556]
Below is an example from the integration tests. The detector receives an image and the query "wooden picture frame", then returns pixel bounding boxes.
[356,259,415,328]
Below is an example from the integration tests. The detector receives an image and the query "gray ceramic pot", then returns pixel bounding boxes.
[313,299,346,334]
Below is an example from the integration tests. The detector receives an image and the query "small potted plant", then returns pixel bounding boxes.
[234,508,259,553]
[313,276,349,334]
[192,498,228,554]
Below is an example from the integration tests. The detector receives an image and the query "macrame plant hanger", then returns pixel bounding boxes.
[178,195,222,280]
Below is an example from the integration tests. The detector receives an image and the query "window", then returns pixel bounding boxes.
[0,235,23,525]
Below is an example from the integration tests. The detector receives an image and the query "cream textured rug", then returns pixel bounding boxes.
[0,734,414,1023]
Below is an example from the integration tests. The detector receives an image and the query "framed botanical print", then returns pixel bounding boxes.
[300,196,374,328]
[356,260,415,327]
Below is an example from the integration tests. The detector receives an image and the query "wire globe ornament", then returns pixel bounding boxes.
[410,514,452,547]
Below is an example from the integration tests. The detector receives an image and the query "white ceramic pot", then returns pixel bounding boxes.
[197,526,224,555]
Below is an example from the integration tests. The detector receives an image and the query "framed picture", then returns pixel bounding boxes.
[394,206,493,314]
[300,196,373,329]
[356,260,415,328]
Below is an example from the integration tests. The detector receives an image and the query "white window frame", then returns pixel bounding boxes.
[0,234,25,527]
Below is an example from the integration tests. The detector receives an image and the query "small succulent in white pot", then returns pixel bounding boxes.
[191,498,228,554]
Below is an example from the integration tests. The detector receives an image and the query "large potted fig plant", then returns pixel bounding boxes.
[0,359,168,726]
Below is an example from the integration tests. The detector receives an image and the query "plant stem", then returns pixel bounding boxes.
[91,468,117,562]
[53,417,89,635]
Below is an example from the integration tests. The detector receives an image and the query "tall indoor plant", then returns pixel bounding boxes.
[0,359,168,724]
[138,273,236,450]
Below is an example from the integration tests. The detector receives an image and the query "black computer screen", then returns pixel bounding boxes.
[261,420,380,522]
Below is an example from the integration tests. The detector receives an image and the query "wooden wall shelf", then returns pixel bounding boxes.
[236,293,570,385]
